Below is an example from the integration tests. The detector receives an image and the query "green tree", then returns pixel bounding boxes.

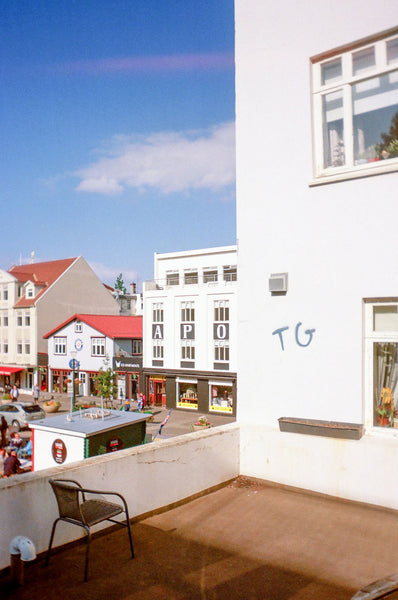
[376,112,398,159]
[94,356,117,407]
[114,273,127,294]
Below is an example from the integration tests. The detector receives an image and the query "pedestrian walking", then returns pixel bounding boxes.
[10,385,19,402]
[33,383,40,403]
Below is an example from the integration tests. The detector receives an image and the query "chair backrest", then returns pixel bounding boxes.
[49,479,84,523]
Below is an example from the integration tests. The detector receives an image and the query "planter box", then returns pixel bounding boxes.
[278,417,364,440]
[191,424,212,432]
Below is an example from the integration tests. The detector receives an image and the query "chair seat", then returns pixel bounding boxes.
[81,499,123,526]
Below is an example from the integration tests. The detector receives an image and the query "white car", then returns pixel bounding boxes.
[0,402,45,430]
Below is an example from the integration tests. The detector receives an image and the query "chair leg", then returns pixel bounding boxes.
[45,518,60,566]
[83,527,91,582]
[126,519,135,559]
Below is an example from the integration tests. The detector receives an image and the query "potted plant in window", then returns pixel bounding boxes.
[376,387,397,427]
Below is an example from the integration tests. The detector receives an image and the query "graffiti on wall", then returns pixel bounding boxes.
[272,322,316,351]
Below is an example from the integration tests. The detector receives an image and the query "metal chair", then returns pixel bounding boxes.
[46,478,134,581]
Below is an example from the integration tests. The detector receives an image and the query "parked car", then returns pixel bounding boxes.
[0,402,45,430]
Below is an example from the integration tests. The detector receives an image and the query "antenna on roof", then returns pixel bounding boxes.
[30,251,35,264]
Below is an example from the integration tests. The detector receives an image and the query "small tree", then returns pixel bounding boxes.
[94,356,117,407]
[114,273,127,294]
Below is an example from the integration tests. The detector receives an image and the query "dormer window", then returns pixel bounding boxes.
[75,321,83,333]
[27,287,34,298]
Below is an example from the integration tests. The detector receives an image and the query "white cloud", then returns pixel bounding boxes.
[75,122,235,196]
[88,261,138,287]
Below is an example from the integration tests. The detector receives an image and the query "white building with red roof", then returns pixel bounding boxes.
[0,256,119,392]
[44,314,143,400]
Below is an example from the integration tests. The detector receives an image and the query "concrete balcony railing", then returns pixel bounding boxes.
[0,423,240,571]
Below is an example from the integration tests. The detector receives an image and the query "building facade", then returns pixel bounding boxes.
[235,1,398,508]
[0,257,120,392]
[143,246,237,416]
[44,314,143,400]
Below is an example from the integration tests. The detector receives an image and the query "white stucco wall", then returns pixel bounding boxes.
[0,424,239,571]
[235,0,398,504]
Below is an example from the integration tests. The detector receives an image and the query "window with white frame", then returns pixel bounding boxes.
[3,316,8,327]
[312,28,398,180]
[152,340,164,359]
[203,268,218,283]
[91,337,105,356]
[25,343,30,355]
[223,265,237,282]
[27,286,34,298]
[3,288,8,301]
[152,303,164,323]
[132,339,142,354]
[184,270,198,285]
[25,313,30,326]
[17,313,22,327]
[166,271,179,286]
[181,301,195,322]
[214,299,230,322]
[181,339,195,360]
[54,336,67,355]
[17,342,23,354]
[3,342,8,354]
[214,300,230,364]
[75,321,82,333]
[364,300,398,429]
[214,341,229,362]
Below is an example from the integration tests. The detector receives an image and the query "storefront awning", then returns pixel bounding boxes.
[0,366,24,375]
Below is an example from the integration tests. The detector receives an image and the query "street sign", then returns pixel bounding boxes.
[69,359,80,370]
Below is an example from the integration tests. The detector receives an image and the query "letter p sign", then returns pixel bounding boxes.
[180,323,195,339]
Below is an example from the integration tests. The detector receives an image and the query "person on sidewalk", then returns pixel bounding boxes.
[0,416,8,448]
[33,384,40,403]
[10,385,19,402]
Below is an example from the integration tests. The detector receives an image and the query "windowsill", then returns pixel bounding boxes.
[309,159,398,186]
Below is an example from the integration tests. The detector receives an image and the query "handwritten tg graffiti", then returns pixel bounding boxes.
[272,322,316,351]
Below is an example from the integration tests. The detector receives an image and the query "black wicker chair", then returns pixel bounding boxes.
[46,478,134,581]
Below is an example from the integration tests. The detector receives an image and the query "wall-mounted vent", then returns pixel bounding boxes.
[269,273,288,294]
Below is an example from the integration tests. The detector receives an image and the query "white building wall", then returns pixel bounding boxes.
[235,0,398,505]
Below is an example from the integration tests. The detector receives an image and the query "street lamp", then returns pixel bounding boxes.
[70,350,77,413]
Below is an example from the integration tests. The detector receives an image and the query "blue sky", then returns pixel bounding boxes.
[1,1,235,289]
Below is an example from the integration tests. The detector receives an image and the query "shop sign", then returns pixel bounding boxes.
[52,438,67,464]
[210,404,233,414]
[114,357,142,370]
[180,324,195,339]
[213,323,229,340]
[177,400,197,409]
[152,324,164,339]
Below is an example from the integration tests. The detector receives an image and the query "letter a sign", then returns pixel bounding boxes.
[152,324,164,339]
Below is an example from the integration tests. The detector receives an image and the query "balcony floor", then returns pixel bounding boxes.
[3,477,398,599]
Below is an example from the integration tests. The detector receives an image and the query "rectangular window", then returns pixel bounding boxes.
[152,303,164,323]
[214,300,230,322]
[209,381,233,414]
[3,316,8,327]
[27,287,34,298]
[223,265,237,282]
[54,336,67,355]
[166,271,179,286]
[312,29,398,181]
[181,301,195,322]
[132,339,142,354]
[215,341,230,361]
[75,321,82,333]
[184,270,198,285]
[203,268,218,283]
[181,340,195,360]
[25,314,30,326]
[25,343,30,355]
[3,289,8,301]
[91,337,105,356]
[17,342,23,354]
[153,341,164,359]
[3,343,8,354]
[176,380,198,410]
[17,313,22,327]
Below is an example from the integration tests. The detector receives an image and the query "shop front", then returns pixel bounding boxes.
[113,356,142,401]
[143,369,236,416]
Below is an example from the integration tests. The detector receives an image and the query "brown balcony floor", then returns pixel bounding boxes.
[3,477,398,600]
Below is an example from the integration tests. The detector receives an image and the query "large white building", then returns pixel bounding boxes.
[142,246,237,415]
[235,1,398,508]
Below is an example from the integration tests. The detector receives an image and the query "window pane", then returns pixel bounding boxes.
[374,342,398,427]
[373,305,398,331]
[387,38,398,65]
[352,46,375,76]
[322,90,345,167]
[321,58,342,85]
[353,73,398,164]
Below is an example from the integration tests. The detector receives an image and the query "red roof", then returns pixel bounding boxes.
[44,314,143,340]
[9,258,77,307]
